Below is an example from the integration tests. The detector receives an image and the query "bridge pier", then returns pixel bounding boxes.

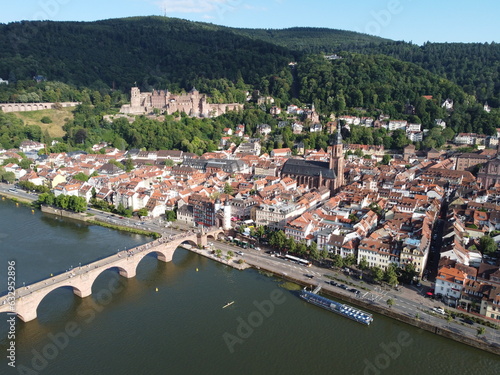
[73,283,93,298]
[197,234,207,248]
[16,305,38,323]
[119,267,136,278]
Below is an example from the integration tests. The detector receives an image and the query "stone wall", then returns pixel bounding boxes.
[41,205,92,221]
[0,102,80,113]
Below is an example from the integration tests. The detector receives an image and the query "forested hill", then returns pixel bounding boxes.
[289,53,500,136]
[0,16,498,109]
[230,27,389,52]
[238,27,500,106]
[0,16,296,90]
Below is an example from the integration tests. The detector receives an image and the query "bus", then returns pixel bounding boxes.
[285,254,312,267]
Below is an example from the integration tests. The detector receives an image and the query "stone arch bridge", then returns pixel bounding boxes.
[0,229,224,322]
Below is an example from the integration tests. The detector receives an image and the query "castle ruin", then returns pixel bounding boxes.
[120,87,243,118]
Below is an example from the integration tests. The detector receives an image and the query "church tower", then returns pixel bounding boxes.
[329,125,344,190]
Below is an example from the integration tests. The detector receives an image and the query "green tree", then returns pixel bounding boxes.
[344,254,356,266]
[309,242,319,260]
[137,208,148,218]
[68,196,87,212]
[109,159,125,171]
[296,241,308,256]
[381,154,392,165]
[478,235,497,255]
[384,264,399,286]
[358,256,369,270]
[165,210,177,222]
[73,172,89,182]
[286,237,297,253]
[386,298,394,308]
[37,192,55,206]
[372,266,384,283]
[269,230,287,250]
[55,194,70,209]
[40,116,52,124]
[400,263,418,284]
[255,226,266,240]
[223,183,234,195]
[19,158,31,169]
[0,171,15,183]
[124,157,134,172]
[331,254,344,268]
[320,248,329,261]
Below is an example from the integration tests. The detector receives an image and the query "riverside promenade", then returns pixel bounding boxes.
[200,243,500,356]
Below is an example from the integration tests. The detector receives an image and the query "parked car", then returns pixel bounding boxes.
[463,318,474,325]
[304,274,314,279]
[432,307,446,315]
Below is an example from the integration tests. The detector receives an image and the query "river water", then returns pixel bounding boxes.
[0,199,499,374]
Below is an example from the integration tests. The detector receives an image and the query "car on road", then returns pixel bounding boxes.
[432,307,446,315]
[255,247,261,251]
[349,288,360,295]
[462,318,474,325]
[339,284,349,290]
[304,274,314,279]
[236,251,244,256]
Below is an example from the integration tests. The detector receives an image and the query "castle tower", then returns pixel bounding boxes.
[130,87,141,108]
[329,125,344,190]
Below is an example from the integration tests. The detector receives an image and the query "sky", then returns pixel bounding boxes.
[1,0,499,45]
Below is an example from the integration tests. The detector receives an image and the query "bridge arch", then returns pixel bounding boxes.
[15,283,89,322]
[86,263,138,292]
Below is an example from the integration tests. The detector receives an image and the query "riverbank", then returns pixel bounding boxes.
[0,190,35,205]
[87,218,160,238]
[6,192,498,356]
[244,260,500,356]
[41,205,93,220]
[180,245,251,271]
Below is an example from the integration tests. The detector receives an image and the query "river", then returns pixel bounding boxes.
[0,199,499,374]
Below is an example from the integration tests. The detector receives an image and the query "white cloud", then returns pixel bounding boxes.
[157,0,241,14]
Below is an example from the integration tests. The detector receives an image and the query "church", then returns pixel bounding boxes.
[281,130,344,195]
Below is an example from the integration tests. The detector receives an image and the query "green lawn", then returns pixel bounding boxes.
[11,107,74,138]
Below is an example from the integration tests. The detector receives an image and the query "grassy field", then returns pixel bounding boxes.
[11,107,74,138]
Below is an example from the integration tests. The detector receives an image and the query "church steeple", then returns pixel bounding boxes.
[329,123,344,191]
